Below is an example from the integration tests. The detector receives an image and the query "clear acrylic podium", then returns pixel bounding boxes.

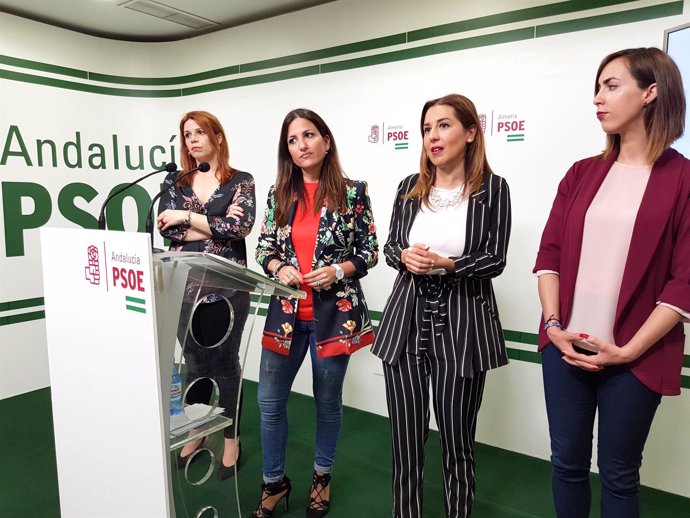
[155,250,304,518]
[41,228,303,518]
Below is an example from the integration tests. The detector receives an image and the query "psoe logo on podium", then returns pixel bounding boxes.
[81,238,149,315]
[110,249,148,314]
[84,245,101,285]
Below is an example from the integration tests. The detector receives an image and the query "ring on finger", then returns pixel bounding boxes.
[317,279,323,286]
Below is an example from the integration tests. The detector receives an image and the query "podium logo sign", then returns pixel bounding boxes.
[84,245,101,285]
[111,250,148,314]
[80,240,149,315]
[125,295,147,314]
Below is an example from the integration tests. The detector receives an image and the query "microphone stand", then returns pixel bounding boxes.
[97,162,178,230]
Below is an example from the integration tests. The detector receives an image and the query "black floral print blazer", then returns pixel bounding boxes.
[256,180,378,358]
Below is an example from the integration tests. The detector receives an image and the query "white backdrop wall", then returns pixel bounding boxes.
[1,0,689,497]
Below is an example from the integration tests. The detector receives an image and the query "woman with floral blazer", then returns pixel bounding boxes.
[251,109,377,518]
[257,179,378,356]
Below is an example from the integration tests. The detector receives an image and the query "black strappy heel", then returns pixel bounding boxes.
[306,471,331,518]
[249,475,292,518]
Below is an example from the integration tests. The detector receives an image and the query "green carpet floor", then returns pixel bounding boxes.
[1,384,688,517]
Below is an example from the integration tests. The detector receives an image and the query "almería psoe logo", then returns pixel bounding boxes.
[85,245,100,285]
[368,125,380,143]
[367,123,409,150]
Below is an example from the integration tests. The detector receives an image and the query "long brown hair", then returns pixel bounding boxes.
[596,48,685,163]
[274,109,351,226]
[406,94,492,206]
[178,111,236,187]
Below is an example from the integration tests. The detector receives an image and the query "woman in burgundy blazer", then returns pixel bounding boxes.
[534,48,689,518]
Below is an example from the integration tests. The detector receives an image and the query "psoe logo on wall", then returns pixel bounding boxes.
[480,112,527,142]
[368,123,409,150]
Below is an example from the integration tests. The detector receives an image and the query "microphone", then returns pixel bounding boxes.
[145,162,210,245]
[97,162,178,230]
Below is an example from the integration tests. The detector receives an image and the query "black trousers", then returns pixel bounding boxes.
[383,333,487,518]
[179,291,249,437]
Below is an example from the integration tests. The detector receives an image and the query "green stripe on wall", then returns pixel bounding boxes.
[504,329,539,346]
[239,34,408,73]
[0,69,182,97]
[0,297,45,312]
[88,65,240,86]
[0,310,46,326]
[0,1,682,94]
[320,28,535,74]
[0,54,87,79]
[536,2,684,37]
[181,65,320,96]
[507,346,543,364]
[407,0,636,41]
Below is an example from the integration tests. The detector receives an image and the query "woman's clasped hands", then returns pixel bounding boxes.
[401,243,451,275]
[277,265,337,290]
[546,327,635,372]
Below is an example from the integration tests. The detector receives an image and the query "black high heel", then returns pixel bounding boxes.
[219,441,241,481]
[248,475,292,518]
[306,471,331,518]
[176,435,208,470]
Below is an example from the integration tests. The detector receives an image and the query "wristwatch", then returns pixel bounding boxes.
[332,263,345,281]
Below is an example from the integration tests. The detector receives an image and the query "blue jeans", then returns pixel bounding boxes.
[258,319,350,483]
[541,344,661,518]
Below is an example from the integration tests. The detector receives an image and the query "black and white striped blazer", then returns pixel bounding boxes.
[371,172,512,374]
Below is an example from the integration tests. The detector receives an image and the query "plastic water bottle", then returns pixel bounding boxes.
[170,363,183,416]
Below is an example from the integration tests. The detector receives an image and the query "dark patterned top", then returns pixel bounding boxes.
[158,170,256,301]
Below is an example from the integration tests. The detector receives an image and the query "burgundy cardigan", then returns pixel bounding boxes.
[534,147,690,395]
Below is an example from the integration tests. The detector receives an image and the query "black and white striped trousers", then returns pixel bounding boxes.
[383,328,487,518]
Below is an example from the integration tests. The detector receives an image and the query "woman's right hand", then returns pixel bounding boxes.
[226,202,244,221]
[277,265,303,287]
[402,243,445,274]
[547,327,602,371]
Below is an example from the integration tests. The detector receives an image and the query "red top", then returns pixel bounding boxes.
[292,182,320,320]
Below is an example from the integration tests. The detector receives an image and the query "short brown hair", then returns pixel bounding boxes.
[596,48,686,163]
[407,94,492,206]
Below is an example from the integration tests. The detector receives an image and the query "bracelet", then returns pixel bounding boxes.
[273,262,288,278]
[545,314,560,323]
[182,210,191,227]
[544,319,563,332]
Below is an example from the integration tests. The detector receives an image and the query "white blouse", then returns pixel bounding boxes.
[408,185,468,258]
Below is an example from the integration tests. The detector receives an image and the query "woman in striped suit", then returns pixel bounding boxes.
[372,94,512,518]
